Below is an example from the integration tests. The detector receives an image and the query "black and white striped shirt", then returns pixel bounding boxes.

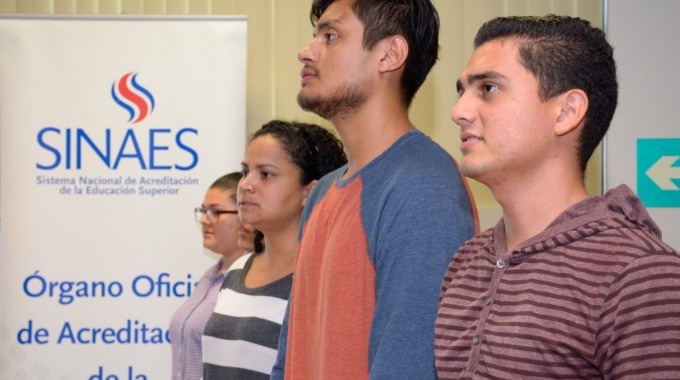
[202,253,292,380]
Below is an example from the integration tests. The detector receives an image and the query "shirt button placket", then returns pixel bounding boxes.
[496,259,506,269]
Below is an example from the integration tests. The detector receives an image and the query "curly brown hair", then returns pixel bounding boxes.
[251,120,347,185]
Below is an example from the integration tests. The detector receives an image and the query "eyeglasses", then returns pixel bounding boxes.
[194,207,237,223]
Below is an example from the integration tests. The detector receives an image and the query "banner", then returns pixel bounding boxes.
[0,15,247,379]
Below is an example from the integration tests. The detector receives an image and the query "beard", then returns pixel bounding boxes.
[298,81,368,120]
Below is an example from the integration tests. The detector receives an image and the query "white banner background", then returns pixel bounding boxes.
[0,16,246,379]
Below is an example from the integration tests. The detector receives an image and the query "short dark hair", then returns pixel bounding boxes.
[310,0,440,107]
[251,120,347,185]
[210,172,242,192]
[474,15,618,173]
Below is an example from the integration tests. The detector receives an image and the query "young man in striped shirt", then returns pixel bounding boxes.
[435,15,680,379]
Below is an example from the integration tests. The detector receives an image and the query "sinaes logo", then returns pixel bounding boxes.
[111,72,155,124]
[36,72,198,171]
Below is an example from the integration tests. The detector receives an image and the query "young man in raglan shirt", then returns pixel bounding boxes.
[271,0,478,379]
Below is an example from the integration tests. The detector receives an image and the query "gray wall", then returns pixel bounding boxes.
[606,0,680,249]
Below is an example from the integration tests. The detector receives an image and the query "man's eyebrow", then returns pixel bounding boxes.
[468,71,506,85]
[457,71,506,93]
[314,19,340,35]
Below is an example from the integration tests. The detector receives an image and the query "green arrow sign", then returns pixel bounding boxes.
[637,138,680,207]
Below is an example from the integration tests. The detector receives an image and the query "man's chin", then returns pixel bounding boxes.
[297,92,315,108]
[298,94,329,118]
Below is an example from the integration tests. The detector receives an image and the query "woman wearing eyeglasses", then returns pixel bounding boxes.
[170,172,257,380]
[202,120,346,379]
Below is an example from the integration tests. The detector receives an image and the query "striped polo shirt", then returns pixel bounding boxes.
[435,185,680,379]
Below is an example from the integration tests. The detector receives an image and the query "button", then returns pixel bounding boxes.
[484,296,493,305]
[496,259,506,268]
[472,336,481,345]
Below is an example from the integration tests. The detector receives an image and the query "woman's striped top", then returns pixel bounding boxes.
[202,253,292,379]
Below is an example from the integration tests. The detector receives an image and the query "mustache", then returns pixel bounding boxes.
[302,65,319,77]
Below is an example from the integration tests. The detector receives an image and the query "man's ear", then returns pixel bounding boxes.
[555,89,588,136]
[377,35,408,73]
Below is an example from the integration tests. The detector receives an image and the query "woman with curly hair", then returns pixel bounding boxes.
[202,120,346,379]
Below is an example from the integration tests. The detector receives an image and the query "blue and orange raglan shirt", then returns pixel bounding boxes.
[272,129,478,379]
